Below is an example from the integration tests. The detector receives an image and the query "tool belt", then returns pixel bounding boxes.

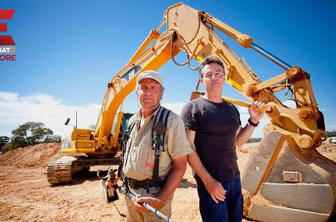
[126,177,166,189]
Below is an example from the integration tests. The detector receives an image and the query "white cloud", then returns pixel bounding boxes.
[282,100,296,109]
[318,107,327,112]
[4,92,331,140]
[325,123,336,131]
[0,91,100,137]
[0,92,187,138]
[162,101,186,115]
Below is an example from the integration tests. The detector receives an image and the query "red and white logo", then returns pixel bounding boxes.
[0,9,16,61]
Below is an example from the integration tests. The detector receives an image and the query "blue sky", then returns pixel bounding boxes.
[1,0,336,138]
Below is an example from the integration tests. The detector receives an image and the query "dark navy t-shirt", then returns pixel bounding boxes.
[181,97,241,182]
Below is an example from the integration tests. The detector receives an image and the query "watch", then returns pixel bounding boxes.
[248,118,259,127]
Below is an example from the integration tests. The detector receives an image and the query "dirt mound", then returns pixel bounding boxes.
[317,141,336,162]
[0,143,61,168]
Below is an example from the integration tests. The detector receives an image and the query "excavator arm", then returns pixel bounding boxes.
[94,29,179,148]
[91,3,325,154]
[58,3,335,221]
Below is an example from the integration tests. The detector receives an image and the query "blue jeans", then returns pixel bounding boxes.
[196,176,243,222]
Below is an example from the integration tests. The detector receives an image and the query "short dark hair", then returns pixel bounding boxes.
[199,56,225,77]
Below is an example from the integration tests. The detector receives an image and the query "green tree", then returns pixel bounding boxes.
[0,136,10,151]
[247,138,261,143]
[326,131,336,137]
[10,122,55,149]
[44,135,61,143]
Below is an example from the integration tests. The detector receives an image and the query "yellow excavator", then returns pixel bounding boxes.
[47,3,335,221]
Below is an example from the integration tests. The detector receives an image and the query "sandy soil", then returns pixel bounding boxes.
[0,143,205,222]
[0,142,334,222]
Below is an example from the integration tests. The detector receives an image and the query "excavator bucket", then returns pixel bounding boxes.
[242,130,336,222]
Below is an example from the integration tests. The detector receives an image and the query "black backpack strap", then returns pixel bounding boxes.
[118,118,136,180]
[151,106,171,185]
[122,119,136,153]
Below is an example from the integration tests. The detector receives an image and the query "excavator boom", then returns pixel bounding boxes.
[91,3,325,153]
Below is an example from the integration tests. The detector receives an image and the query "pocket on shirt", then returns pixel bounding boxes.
[144,149,155,176]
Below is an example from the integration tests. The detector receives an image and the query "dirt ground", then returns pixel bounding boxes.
[0,142,335,222]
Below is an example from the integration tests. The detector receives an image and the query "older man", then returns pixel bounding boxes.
[181,56,265,222]
[122,70,192,222]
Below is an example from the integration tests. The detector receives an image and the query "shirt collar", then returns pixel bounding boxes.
[135,105,161,121]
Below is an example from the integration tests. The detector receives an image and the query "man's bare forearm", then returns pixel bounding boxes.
[158,156,187,204]
[236,124,255,147]
[185,129,213,184]
[187,149,213,184]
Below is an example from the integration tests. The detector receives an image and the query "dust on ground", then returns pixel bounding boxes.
[0,141,335,221]
[0,142,202,222]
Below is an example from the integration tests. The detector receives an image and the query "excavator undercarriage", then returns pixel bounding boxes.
[47,155,120,184]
